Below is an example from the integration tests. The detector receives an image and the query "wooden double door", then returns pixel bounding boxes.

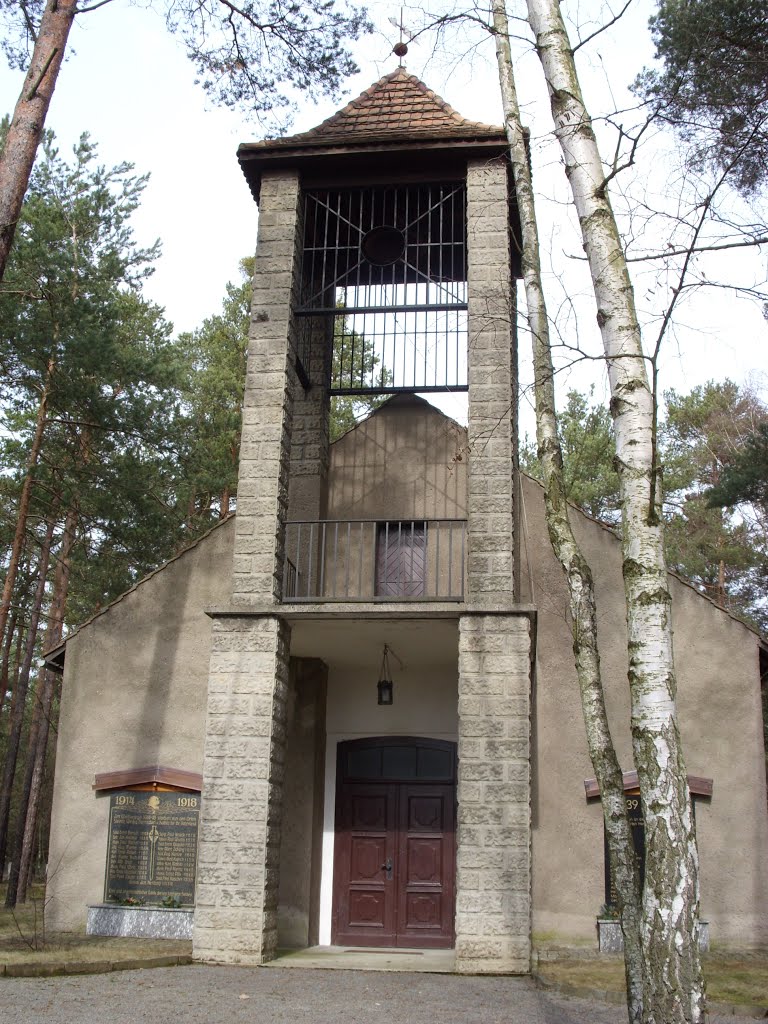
[332,737,456,949]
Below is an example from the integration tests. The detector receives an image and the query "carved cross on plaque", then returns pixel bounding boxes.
[147,824,160,882]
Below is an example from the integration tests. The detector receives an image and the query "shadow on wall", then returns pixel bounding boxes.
[328,396,468,523]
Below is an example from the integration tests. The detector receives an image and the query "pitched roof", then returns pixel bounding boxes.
[237,68,508,200]
[243,67,505,153]
[284,67,503,146]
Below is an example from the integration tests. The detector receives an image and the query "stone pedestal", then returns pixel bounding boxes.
[88,905,193,940]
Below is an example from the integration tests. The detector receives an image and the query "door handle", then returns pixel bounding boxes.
[381,858,393,879]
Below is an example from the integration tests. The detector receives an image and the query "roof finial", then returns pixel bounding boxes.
[389,8,414,65]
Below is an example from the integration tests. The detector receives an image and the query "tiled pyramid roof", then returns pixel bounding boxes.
[237,67,508,201]
[255,67,504,148]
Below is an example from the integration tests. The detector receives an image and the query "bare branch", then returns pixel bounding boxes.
[626,235,768,263]
[572,0,635,54]
[75,0,121,14]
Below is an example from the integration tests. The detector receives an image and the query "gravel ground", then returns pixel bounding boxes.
[0,966,761,1024]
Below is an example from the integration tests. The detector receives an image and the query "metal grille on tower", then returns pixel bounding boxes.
[295,182,468,396]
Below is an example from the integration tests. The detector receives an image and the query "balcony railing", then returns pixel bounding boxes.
[283,519,466,602]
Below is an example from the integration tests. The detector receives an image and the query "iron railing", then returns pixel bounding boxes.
[283,519,466,602]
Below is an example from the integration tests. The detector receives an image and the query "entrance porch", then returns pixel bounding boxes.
[281,614,460,952]
[190,608,531,973]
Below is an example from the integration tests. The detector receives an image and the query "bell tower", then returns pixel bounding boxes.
[193,69,533,975]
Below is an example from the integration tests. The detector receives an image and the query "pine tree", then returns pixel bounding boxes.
[637,0,768,196]
[0,132,184,903]
[0,0,372,284]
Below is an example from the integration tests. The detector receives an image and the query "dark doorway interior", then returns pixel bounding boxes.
[332,737,456,949]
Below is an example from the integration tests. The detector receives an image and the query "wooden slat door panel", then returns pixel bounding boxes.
[375,525,426,597]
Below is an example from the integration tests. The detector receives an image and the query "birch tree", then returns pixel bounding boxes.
[524,2,705,1020]
[491,4,645,1019]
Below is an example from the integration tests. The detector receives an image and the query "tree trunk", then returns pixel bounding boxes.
[0,610,19,725]
[0,364,52,650]
[220,484,230,519]
[525,3,705,1021]
[0,515,56,879]
[15,667,56,901]
[491,5,643,1020]
[1,603,28,741]
[6,506,75,908]
[0,0,77,284]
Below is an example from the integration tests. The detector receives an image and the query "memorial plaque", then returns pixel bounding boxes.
[104,790,200,906]
[604,793,645,907]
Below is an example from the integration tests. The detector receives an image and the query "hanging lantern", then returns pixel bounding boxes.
[377,645,394,705]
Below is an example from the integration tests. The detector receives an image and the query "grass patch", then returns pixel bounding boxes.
[533,931,593,946]
[704,959,768,1007]
[538,957,768,1007]
[0,885,191,966]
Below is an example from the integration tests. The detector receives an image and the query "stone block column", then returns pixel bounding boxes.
[194,170,303,964]
[455,613,532,973]
[233,169,302,605]
[194,615,291,963]
[288,323,331,520]
[465,158,516,606]
[457,160,531,974]
[277,658,328,948]
[286,320,331,594]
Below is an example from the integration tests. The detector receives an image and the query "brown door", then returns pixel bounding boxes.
[333,783,398,946]
[332,738,456,949]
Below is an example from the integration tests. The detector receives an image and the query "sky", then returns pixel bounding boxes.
[1,0,766,434]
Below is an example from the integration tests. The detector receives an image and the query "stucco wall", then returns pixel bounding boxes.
[329,393,467,522]
[46,518,235,932]
[278,658,327,948]
[520,474,768,945]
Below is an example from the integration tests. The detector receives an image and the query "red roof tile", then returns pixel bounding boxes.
[255,67,504,148]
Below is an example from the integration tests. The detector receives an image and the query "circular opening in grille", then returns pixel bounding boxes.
[361,225,405,266]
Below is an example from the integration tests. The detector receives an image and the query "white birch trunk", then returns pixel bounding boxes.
[524,3,704,1021]
[491,5,643,1019]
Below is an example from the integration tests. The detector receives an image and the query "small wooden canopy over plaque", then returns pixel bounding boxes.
[583,770,713,800]
[93,765,202,794]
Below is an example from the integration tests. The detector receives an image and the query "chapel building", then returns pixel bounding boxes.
[44,69,768,970]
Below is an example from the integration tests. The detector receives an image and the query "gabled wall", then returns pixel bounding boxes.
[520,474,768,944]
[329,394,467,521]
[46,518,236,931]
[43,399,768,948]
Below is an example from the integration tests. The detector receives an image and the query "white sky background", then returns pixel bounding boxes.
[0,0,766,437]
